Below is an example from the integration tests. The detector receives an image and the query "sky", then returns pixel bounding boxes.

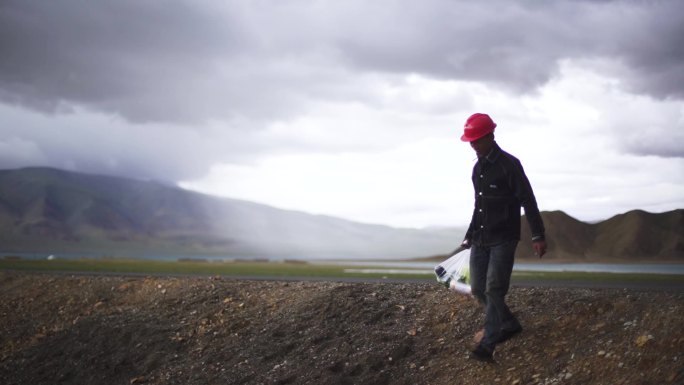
[1,0,683,228]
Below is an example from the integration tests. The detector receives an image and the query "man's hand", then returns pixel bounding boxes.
[532,240,547,258]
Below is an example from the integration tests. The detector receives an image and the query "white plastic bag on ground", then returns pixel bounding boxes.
[434,249,471,295]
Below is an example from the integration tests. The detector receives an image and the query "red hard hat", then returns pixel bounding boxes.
[460,113,496,142]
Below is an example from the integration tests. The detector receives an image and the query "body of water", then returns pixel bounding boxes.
[321,261,684,275]
[3,251,684,275]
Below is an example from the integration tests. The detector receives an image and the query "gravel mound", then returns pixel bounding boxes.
[1,272,682,384]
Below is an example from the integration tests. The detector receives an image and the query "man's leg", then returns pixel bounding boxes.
[468,244,494,360]
[479,240,519,351]
[469,244,489,306]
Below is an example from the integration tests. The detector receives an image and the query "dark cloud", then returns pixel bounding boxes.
[1,0,683,186]
[0,104,277,182]
[0,1,252,123]
[616,121,684,159]
[1,0,683,126]
[334,1,684,99]
[0,1,373,125]
[588,0,684,99]
[627,143,684,159]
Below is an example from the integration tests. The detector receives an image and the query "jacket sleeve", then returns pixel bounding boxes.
[508,158,545,240]
[464,204,476,243]
[464,167,477,243]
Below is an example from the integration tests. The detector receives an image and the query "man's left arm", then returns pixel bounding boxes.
[508,159,547,258]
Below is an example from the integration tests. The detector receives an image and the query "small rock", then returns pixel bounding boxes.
[117,283,131,291]
[565,372,573,380]
[591,322,606,331]
[635,334,654,347]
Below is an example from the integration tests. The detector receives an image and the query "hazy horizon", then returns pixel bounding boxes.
[3,165,678,231]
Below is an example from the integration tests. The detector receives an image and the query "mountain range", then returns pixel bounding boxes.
[0,167,463,259]
[519,209,684,260]
[0,167,682,261]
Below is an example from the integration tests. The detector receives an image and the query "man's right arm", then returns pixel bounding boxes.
[460,204,477,249]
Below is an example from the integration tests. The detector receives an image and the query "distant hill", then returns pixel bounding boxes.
[0,167,464,259]
[1,167,681,261]
[518,209,684,260]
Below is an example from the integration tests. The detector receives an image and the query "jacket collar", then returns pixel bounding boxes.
[482,142,502,163]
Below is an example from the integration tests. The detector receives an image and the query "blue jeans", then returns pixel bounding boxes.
[470,240,520,351]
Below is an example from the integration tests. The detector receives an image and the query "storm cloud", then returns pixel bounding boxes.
[1,0,683,125]
[1,0,683,226]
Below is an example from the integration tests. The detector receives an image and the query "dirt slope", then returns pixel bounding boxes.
[1,272,682,385]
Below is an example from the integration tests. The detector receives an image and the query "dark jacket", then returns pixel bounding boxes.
[465,142,545,246]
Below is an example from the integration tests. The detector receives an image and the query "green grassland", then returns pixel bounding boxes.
[0,258,364,278]
[1,257,683,285]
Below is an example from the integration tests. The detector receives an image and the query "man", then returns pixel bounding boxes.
[458,113,547,361]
